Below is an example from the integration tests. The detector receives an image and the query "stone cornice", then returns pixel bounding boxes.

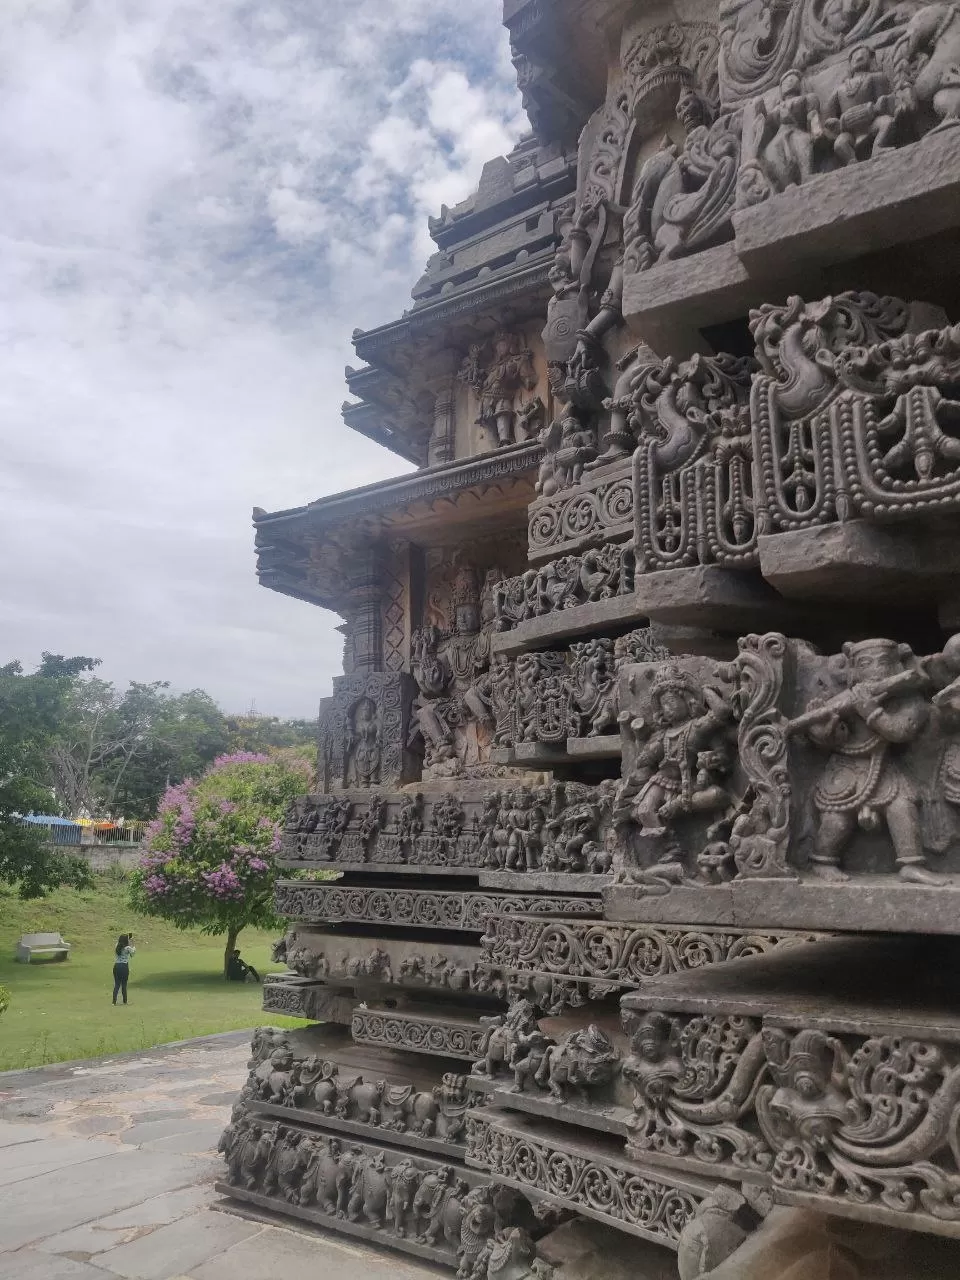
[254,441,542,534]
[352,257,554,362]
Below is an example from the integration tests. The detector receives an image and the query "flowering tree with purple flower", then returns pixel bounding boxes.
[130,751,313,976]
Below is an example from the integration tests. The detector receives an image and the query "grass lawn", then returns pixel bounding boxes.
[0,873,306,1071]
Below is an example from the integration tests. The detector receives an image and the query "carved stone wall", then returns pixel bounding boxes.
[606,629,960,932]
[280,782,618,879]
[620,937,960,1240]
[482,916,822,993]
[274,881,601,931]
[318,672,418,793]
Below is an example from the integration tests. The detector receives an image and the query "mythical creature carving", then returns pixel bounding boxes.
[534,1025,619,1102]
[622,1010,771,1170]
[631,350,757,572]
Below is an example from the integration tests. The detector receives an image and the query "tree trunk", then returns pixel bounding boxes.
[224,925,240,979]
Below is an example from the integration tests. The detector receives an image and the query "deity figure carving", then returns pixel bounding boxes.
[541,783,611,874]
[741,70,825,203]
[616,665,736,883]
[410,560,494,777]
[460,332,539,447]
[396,792,424,849]
[621,90,741,274]
[515,652,568,744]
[542,201,597,370]
[535,413,598,497]
[345,697,381,787]
[824,44,907,163]
[789,638,941,884]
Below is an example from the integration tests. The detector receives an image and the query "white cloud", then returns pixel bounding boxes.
[0,0,526,716]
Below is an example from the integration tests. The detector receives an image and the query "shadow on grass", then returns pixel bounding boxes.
[133,969,262,992]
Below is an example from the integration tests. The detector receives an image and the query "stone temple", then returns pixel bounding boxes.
[218,0,960,1275]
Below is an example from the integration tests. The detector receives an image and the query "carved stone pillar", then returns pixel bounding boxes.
[345,541,384,673]
[426,351,461,466]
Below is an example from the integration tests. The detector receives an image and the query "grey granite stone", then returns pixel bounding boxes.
[0,1251,108,1280]
[0,1149,211,1250]
[603,879,960,936]
[92,1208,261,1279]
[189,1222,433,1280]
[491,594,649,656]
[758,523,960,602]
[121,1116,209,1145]
[634,565,799,631]
[0,1136,120,1187]
[733,127,960,277]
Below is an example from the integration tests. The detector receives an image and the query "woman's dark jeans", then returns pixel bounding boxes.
[112,962,129,1004]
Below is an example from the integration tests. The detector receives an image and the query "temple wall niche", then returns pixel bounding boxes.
[453,327,553,459]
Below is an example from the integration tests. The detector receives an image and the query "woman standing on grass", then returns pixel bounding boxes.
[112,933,135,1005]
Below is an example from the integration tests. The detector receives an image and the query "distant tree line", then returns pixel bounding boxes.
[0,653,316,898]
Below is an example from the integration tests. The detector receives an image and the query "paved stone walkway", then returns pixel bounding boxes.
[0,1032,440,1280]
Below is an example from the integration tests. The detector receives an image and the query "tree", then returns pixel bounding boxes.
[129,752,313,974]
[0,654,96,897]
[46,681,232,820]
[225,713,317,755]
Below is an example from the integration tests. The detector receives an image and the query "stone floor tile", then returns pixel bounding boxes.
[0,1121,58,1147]
[140,1122,226,1156]
[187,1222,447,1280]
[94,1210,262,1279]
[71,1115,128,1136]
[0,1248,109,1279]
[120,1117,207,1145]
[0,1135,119,1186]
[34,1220,136,1256]
[98,1183,216,1229]
[0,1148,210,1251]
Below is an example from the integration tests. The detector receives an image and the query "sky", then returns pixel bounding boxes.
[0,0,527,718]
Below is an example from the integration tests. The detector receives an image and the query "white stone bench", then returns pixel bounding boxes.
[16,932,71,963]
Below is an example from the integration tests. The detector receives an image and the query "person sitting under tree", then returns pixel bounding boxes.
[226,948,261,983]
